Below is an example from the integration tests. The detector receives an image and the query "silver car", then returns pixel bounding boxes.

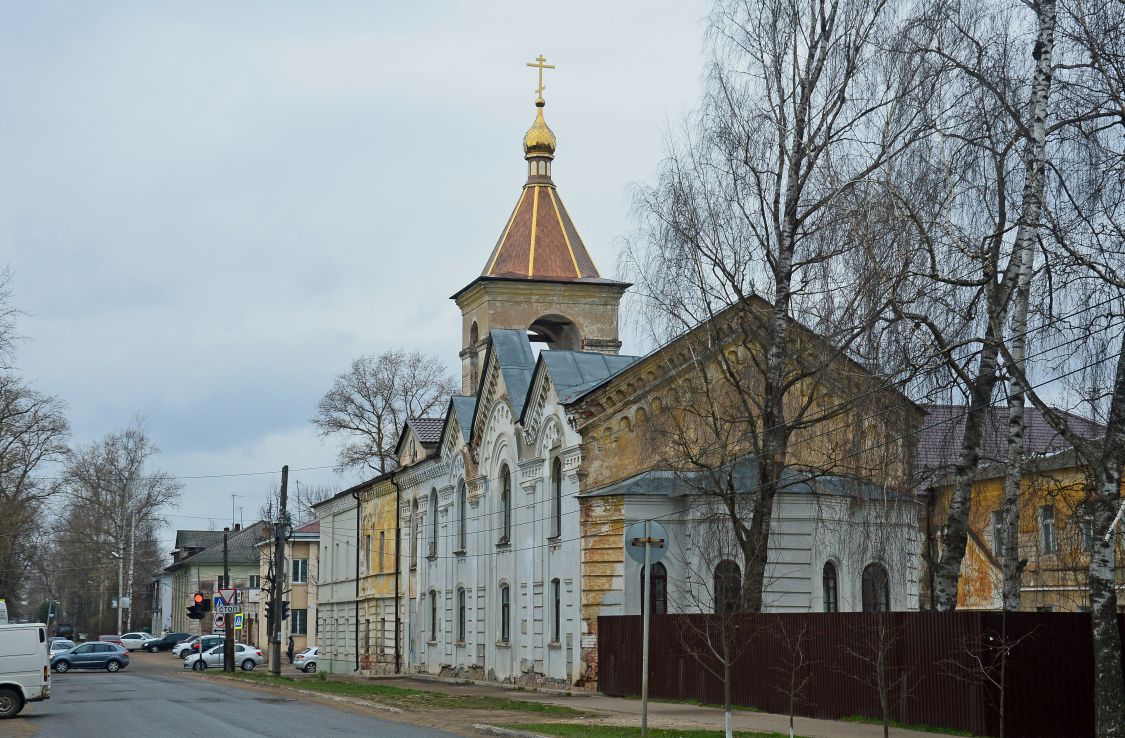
[184,643,264,671]
[293,646,317,673]
[48,639,75,658]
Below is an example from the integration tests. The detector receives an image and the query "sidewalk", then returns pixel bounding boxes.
[388,675,961,738]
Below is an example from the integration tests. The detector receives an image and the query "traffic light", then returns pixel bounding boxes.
[187,592,205,620]
[281,602,290,621]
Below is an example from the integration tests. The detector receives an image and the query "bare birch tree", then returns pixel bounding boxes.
[63,420,181,631]
[312,349,456,474]
[625,0,933,611]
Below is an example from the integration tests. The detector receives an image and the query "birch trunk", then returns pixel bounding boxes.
[933,322,1002,611]
[1001,0,1058,611]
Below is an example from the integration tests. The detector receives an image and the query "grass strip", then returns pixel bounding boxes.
[206,671,583,716]
[507,723,803,738]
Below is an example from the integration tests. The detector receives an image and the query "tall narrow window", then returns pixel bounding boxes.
[428,489,438,558]
[550,458,563,539]
[1040,505,1057,554]
[990,510,1004,555]
[457,588,466,642]
[551,578,562,642]
[410,499,419,569]
[291,559,308,584]
[500,584,511,643]
[713,560,742,614]
[379,531,386,571]
[861,563,891,612]
[499,464,512,545]
[365,534,372,573]
[458,481,467,551]
[640,563,668,616]
[822,561,839,612]
[379,616,386,653]
[429,590,438,642]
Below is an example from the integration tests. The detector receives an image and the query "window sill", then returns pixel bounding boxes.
[455,640,466,648]
[495,539,511,549]
[453,548,467,557]
[426,553,437,561]
[427,640,438,646]
[547,641,562,650]
[495,640,511,648]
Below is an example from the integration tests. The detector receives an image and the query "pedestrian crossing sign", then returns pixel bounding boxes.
[233,613,244,630]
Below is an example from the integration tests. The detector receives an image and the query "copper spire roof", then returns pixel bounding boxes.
[481,183,601,280]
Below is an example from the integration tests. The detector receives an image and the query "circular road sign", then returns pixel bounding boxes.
[624,520,669,565]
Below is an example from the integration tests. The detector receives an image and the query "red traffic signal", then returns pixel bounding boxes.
[192,592,205,605]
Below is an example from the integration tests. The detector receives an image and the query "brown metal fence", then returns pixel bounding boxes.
[598,612,1111,737]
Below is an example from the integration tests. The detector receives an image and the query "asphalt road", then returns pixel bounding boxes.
[7,652,462,738]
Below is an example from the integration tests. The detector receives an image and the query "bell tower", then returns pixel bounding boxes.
[451,55,628,395]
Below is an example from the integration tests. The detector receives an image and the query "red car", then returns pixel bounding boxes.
[97,634,122,645]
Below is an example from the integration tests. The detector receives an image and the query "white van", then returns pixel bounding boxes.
[0,623,51,718]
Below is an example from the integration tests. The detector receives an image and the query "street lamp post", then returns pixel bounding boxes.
[110,551,123,635]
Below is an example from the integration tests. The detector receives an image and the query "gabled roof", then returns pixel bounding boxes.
[916,404,1106,484]
[406,417,444,445]
[475,329,537,424]
[393,416,444,460]
[440,395,477,449]
[518,349,640,425]
[539,350,640,404]
[165,521,269,571]
[174,530,224,552]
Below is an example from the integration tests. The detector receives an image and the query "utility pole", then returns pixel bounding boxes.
[270,465,288,676]
[223,528,234,672]
[111,551,123,636]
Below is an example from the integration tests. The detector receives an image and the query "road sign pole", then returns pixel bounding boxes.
[641,518,651,738]
[223,528,234,672]
[270,465,288,676]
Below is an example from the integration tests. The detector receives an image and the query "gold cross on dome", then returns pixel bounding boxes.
[526,54,555,102]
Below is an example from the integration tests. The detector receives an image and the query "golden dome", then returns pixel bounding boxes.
[523,100,556,159]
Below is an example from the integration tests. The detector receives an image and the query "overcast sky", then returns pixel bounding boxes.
[0,2,708,552]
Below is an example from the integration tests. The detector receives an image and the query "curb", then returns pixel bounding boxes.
[473,725,553,738]
[410,673,583,698]
[198,673,403,714]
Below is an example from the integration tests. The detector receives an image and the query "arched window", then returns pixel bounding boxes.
[456,588,466,642]
[550,458,563,539]
[429,590,438,642]
[640,562,668,616]
[861,563,891,613]
[428,489,438,558]
[550,578,562,642]
[713,560,742,614]
[499,464,512,544]
[457,481,467,552]
[499,583,511,643]
[822,561,839,613]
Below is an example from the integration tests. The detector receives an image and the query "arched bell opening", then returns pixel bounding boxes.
[528,314,581,351]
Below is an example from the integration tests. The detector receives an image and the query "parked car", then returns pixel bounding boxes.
[119,632,157,651]
[146,632,191,653]
[48,639,75,659]
[50,642,128,673]
[54,624,74,639]
[170,636,198,657]
[97,634,122,645]
[292,646,318,673]
[184,643,264,672]
[186,635,224,655]
[0,623,51,718]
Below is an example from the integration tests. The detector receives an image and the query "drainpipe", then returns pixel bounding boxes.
[353,486,361,672]
[391,474,402,674]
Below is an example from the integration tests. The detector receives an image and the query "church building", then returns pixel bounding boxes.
[318,60,923,687]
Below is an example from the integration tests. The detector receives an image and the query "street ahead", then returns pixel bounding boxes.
[8,654,462,738]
